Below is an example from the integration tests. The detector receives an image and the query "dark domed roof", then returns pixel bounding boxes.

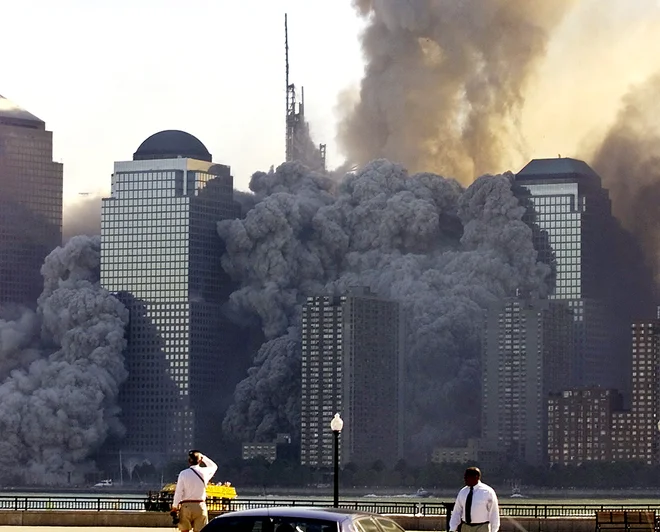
[133,130,212,162]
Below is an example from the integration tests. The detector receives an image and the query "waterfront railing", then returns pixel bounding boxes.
[1,495,660,517]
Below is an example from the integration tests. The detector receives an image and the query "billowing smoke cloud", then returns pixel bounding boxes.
[0,236,128,484]
[591,73,660,280]
[339,0,578,183]
[63,195,103,242]
[220,160,549,453]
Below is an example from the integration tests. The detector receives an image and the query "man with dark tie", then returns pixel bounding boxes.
[449,467,500,532]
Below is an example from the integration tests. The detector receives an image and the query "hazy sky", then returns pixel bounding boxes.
[4,0,660,213]
[1,0,365,207]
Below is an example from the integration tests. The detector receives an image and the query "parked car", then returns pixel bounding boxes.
[201,507,407,532]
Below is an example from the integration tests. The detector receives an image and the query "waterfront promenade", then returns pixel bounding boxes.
[0,495,655,531]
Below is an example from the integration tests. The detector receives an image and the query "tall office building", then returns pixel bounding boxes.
[101,130,236,458]
[515,158,616,388]
[0,95,62,304]
[549,317,660,466]
[300,288,404,467]
[481,297,574,465]
[300,294,343,467]
[611,319,660,465]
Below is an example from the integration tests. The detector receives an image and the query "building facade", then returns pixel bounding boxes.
[611,319,660,465]
[300,288,403,467]
[242,443,277,463]
[547,317,660,466]
[300,294,343,467]
[481,297,574,466]
[0,95,62,304]
[547,388,622,465]
[431,439,480,464]
[515,158,615,389]
[100,130,236,458]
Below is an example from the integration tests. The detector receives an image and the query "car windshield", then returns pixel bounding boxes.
[203,515,340,532]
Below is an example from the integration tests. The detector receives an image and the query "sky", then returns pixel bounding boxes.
[4,0,660,212]
[0,0,366,208]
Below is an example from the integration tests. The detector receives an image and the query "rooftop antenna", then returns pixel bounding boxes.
[285,13,295,162]
[283,13,325,171]
[285,12,289,144]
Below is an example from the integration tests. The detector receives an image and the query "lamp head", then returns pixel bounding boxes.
[330,413,343,432]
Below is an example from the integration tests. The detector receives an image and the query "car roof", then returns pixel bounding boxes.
[212,507,383,522]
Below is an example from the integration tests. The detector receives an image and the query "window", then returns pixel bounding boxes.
[356,518,382,532]
[204,516,270,532]
[374,517,406,532]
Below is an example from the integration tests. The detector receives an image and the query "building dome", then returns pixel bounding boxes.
[133,130,212,162]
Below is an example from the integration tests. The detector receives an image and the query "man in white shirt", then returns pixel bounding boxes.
[449,467,500,532]
[172,450,218,532]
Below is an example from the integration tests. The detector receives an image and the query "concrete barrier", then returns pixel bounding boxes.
[0,510,596,531]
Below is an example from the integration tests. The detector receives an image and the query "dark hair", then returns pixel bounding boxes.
[465,467,481,479]
[188,450,202,465]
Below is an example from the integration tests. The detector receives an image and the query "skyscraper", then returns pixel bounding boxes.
[611,318,660,465]
[0,95,62,304]
[515,158,616,388]
[549,316,660,466]
[481,297,574,465]
[300,288,404,467]
[100,130,236,458]
[300,294,343,467]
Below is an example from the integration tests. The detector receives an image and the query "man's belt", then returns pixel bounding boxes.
[462,522,489,526]
[181,500,205,504]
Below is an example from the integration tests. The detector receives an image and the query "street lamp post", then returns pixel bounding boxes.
[330,413,343,508]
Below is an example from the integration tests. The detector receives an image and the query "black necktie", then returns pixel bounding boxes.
[465,486,474,524]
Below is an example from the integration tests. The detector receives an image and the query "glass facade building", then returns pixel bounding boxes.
[0,95,62,305]
[100,130,236,458]
[300,288,404,467]
[515,158,615,388]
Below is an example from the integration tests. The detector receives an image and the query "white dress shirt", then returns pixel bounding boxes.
[173,456,218,507]
[449,481,500,532]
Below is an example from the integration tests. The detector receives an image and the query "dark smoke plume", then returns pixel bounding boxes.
[0,236,128,484]
[340,0,578,183]
[592,73,660,281]
[220,160,549,453]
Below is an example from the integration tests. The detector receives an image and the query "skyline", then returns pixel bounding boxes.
[1,0,365,205]
[3,0,660,217]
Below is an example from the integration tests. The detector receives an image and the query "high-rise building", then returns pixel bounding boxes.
[549,317,660,466]
[547,388,622,465]
[100,130,236,458]
[300,294,343,467]
[515,158,616,389]
[611,319,660,465]
[481,297,574,466]
[300,288,404,467]
[0,95,62,304]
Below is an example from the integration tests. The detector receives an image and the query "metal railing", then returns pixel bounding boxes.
[0,495,146,512]
[1,495,660,517]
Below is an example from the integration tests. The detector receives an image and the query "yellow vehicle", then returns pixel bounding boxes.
[145,481,237,512]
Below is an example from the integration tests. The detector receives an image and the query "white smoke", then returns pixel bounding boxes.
[0,235,128,485]
[220,160,549,455]
[62,195,103,242]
